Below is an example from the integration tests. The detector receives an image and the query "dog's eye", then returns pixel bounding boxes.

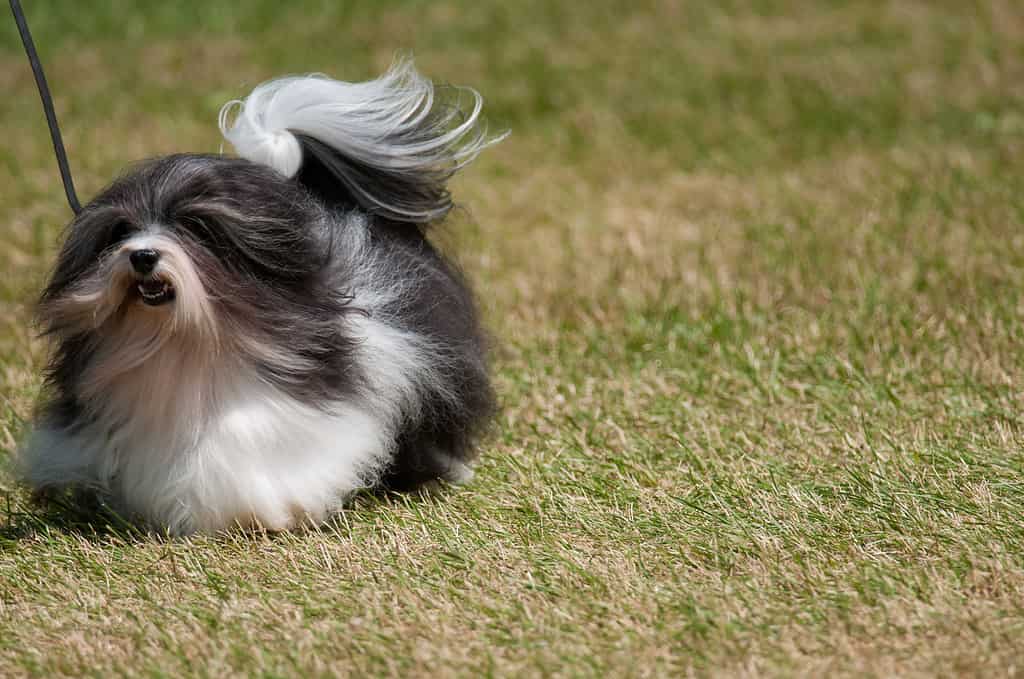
[109,220,134,245]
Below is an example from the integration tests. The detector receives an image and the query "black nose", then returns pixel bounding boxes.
[129,249,160,274]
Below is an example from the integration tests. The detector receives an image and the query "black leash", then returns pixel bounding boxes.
[9,0,81,215]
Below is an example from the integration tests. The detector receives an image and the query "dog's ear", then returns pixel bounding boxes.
[39,205,129,309]
[218,57,507,223]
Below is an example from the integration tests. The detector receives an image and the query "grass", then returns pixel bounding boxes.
[1,0,1024,675]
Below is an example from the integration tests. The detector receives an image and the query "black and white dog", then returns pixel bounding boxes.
[20,59,504,534]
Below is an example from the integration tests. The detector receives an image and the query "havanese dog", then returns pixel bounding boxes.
[19,59,505,535]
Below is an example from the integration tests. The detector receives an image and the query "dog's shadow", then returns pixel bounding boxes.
[0,489,148,543]
[0,484,455,545]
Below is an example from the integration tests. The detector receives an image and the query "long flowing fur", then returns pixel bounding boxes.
[219,58,506,221]
[22,58,502,534]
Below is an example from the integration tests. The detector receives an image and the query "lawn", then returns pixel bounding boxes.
[1,0,1023,675]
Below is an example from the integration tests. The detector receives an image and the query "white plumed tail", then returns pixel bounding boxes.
[218,58,506,222]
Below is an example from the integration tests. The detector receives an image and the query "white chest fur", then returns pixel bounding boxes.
[27,368,392,534]
[22,313,431,534]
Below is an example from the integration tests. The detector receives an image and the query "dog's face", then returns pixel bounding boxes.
[39,154,327,339]
[38,154,360,410]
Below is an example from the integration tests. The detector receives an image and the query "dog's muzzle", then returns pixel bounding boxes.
[129,248,175,306]
[136,278,175,306]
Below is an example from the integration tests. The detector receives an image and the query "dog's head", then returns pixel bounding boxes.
[40,154,327,336]
[38,154,358,406]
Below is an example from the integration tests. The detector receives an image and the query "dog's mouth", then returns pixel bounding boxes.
[135,278,176,306]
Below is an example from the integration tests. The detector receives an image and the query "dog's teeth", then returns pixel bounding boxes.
[137,282,170,301]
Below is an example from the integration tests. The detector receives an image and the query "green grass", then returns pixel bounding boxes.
[2,0,1024,675]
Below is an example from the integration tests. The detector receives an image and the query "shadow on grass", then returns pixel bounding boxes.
[0,483,457,545]
[0,489,149,544]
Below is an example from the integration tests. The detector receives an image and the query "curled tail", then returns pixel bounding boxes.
[218,58,505,223]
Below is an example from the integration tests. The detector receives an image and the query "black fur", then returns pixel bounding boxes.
[295,133,458,222]
[364,220,494,489]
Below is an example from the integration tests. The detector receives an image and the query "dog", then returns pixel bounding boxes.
[19,59,505,535]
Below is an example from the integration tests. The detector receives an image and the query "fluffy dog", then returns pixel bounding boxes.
[20,59,504,534]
